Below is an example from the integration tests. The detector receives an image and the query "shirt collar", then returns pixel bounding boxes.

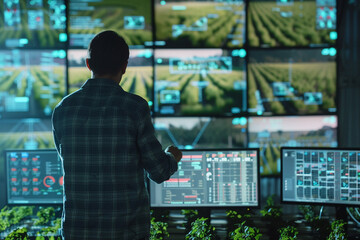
[81,78,124,90]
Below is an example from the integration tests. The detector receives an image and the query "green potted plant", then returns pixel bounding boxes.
[226,209,254,238]
[4,228,28,240]
[279,225,298,240]
[299,205,330,239]
[185,217,216,240]
[260,195,284,240]
[182,209,199,233]
[150,217,170,240]
[327,219,347,240]
[34,207,55,226]
[228,221,262,240]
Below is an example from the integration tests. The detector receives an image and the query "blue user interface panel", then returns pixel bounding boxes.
[5,149,63,204]
[154,49,247,116]
[282,148,360,206]
[0,0,66,48]
[150,149,259,207]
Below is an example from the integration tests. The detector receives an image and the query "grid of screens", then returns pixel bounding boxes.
[282,148,360,206]
[5,149,63,205]
[150,149,259,207]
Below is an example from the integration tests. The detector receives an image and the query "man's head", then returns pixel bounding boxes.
[86,30,129,79]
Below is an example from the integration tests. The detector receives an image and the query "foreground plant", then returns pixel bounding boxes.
[229,221,262,240]
[150,217,170,240]
[186,217,216,240]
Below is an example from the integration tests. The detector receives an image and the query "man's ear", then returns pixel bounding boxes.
[86,58,91,71]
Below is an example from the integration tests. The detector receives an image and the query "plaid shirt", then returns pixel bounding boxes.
[52,78,177,240]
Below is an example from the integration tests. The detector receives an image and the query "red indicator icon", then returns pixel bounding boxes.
[33,187,39,192]
[59,176,64,186]
[33,178,38,182]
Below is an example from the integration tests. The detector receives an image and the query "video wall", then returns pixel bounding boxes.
[0,0,338,178]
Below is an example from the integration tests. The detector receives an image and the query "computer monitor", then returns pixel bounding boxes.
[154,49,247,116]
[281,147,360,206]
[150,149,260,208]
[68,0,152,48]
[5,149,63,205]
[0,0,66,48]
[155,0,246,48]
[0,49,66,119]
[248,0,337,47]
[248,48,337,116]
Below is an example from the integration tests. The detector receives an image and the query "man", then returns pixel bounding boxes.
[52,30,182,240]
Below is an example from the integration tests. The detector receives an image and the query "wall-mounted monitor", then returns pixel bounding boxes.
[155,0,246,48]
[248,0,337,47]
[68,49,153,103]
[5,149,63,205]
[0,0,67,48]
[69,0,152,48]
[150,149,259,208]
[281,147,360,206]
[248,115,337,175]
[154,49,247,116]
[248,48,336,116]
[0,50,66,119]
[154,117,247,149]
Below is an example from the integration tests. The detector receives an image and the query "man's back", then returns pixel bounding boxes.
[52,78,178,239]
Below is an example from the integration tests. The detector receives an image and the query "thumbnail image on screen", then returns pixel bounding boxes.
[249,115,337,175]
[154,49,247,116]
[0,50,66,119]
[5,149,63,204]
[0,0,66,48]
[248,0,337,47]
[155,0,246,48]
[154,117,247,149]
[282,148,360,206]
[248,48,336,116]
[68,49,153,103]
[150,149,259,207]
[69,0,152,48]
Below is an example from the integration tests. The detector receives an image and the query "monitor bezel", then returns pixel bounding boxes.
[281,147,360,207]
[150,148,261,209]
[4,149,63,206]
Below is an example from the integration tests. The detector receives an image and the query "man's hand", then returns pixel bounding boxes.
[165,146,182,162]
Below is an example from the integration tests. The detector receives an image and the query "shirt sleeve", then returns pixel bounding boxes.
[136,101,178,184]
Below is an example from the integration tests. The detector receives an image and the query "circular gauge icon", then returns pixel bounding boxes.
[43,176,55,188]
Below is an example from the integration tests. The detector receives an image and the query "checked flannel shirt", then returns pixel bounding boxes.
[52,78,178,240]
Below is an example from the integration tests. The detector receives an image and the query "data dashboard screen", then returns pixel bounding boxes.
[0,49,66,119]
[69,0,152,48]
[155,0,246,48]
[150,149,259,207]
[282,148,360,206]
[5,149,63,204]
[0,0,66,48]
[248,0,337,47]
[154,49,247,116]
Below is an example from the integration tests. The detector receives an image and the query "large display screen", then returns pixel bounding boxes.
[155,0,246,48]
[5,149,63,205]
[249,115,337,175]
[248,48,336,116]
[282,148,360,206]
[0,50,66,119]
[154,49,247,116]
[0,0,67,48]
[150,149,259,207]
[248,0,337,47]
[68,49,153,103]
[69,0,152,48]
[154,117,247,149]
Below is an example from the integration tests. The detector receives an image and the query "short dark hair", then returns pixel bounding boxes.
[87,30,129,75]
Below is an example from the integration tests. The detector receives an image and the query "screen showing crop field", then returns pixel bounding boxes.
[248,0,337,47]
[248,48,336,116]
[248,115,337,175]
[282,148,360,206]
[154,49,247,116]
[150,149,259,207]
[68,49,153,103]
[69,0,152,48]
[5,149,63,204]
[0,50,66,119]
[0,0,66,48]
[155,0,246,48]
[153,117,247,149]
